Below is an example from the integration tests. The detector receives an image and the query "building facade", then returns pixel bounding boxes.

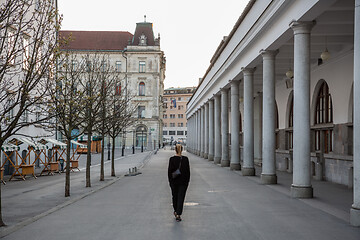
[186,0,360,226]
[162,87,196,144]
[59,20,166,150]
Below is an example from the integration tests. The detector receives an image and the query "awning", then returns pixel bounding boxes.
[71,140,87,148]
[20,137,48,150]
[42,138,67,149]
[1,143,20,151]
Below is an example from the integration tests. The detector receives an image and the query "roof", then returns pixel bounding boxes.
[59,30,133,51]
[130,22,156,46]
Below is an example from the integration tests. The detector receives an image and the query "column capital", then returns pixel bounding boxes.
[220,88,229,94]
[260,49,279,59]
[289,21,315,34]
[241,67,256,75]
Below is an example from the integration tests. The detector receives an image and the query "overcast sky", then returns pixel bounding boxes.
[58,0,249,89]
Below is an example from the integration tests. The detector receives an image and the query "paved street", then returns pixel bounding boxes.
[1,149,360,239]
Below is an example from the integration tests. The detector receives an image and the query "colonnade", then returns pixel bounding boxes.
[186,2,360,227]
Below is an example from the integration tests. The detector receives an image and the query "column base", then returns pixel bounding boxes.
[204,153,208,159]
[350,207,360,226]
[230,163,241,170]
[261,174,277,184]
[221,160,230,167]
[242,167,255,176]
[214,157,221,164]
[200,152,204,158]
[291,185,313,198]
[208,154,214,161]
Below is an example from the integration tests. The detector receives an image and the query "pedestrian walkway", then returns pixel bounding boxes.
[0,149,152,231]
[1,149,359,240]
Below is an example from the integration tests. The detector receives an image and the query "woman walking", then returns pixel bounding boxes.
[168,144,190,222]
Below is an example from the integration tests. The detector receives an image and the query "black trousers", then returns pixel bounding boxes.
[170,183,188,215]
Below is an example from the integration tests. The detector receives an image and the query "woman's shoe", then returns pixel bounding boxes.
[176,215,182,222]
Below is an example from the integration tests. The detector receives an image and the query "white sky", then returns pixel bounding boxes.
[58,0,249,89]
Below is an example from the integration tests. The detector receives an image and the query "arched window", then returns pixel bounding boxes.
[287,93,294,150]
[139,82,145,96]
[314,81,333,153]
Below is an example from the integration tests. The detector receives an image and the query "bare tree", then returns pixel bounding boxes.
[107,84,137,177]
[52,51,86,197]
[80,53,109,187]
[0,0,59,227]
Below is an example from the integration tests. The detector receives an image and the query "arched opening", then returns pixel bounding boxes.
[139,82,145,96]
[286,91,294,150]
[136,125,147,148]
[313,80,333,153]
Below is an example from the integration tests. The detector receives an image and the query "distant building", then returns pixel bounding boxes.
[162,87,196,145]
[59,19,166,149]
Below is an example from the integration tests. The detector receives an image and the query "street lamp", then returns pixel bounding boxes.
[122,130,125,156]
[141,129,144,152]
[107,136,110,160]
[132,130,135,154]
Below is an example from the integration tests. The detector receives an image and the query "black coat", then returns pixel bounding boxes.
[168,155,190,185]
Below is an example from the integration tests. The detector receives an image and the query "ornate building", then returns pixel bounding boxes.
[59,19,166,149]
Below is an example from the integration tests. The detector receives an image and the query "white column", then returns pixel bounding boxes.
[351,0,360,226]
[214,94,222,164]
[200,107,205,157]
[197,109,201,156]
[230,80,241,170]
[221,88,230,167]
[242,68,256,176]
[204,102,209,159]
[208,99,215,161]
[260,49,278,184]
[290,21,314,198]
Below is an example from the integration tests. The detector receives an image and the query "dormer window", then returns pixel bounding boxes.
[139,34,147,46]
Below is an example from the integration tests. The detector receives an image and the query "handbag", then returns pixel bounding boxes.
[171,157,182,179]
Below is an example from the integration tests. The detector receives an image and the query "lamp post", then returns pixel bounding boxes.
[107,136,110,160]
[122,130,125,156]
[141,128,144,152]
[132,130,135,154]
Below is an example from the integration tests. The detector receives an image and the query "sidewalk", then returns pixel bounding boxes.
[0,149,153,231]
[1,149,359,240]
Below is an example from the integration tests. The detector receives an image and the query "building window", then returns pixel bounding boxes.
[163,97,168,101]
[8,30,15,65]
[178,97,182,101]
[177,131,184,135]
[71,60,77,71]
[115,61,122,72]
[139,61,146,73]
[163,131,168,135]
[115,83,121,95]
[314,81,333,153]
[170,123,175,127]
[163,114,167,119]
[185,131,187,135]
[138,106,145,118]
[23,37,30,69]
[178,123,183,127]
[164,123,167,127]
[178,105,184,110]
[101,62,107,72]
[170,114,175,119]
[169,131,176,135]
[178,114,183,118]
[139,82,145,96]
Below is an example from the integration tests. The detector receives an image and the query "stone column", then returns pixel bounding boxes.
[230,80,241,170]
[214,94,222,164]
[198,109,202,156]
[196,110,200,155]
[200,107,204,157]
[290,21,314,198]
[208,99,215,161]
[204,102,209,159]
[221,88,230,167]
[351,0,360,226]
[260,49,278,184]
[242,68,256,176]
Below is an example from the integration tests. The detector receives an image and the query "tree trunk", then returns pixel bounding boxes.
[100,136,105,181]
[111,137,116,177]
[0,147,5,226]
[65,140,71,197]
[86,132,92,187]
